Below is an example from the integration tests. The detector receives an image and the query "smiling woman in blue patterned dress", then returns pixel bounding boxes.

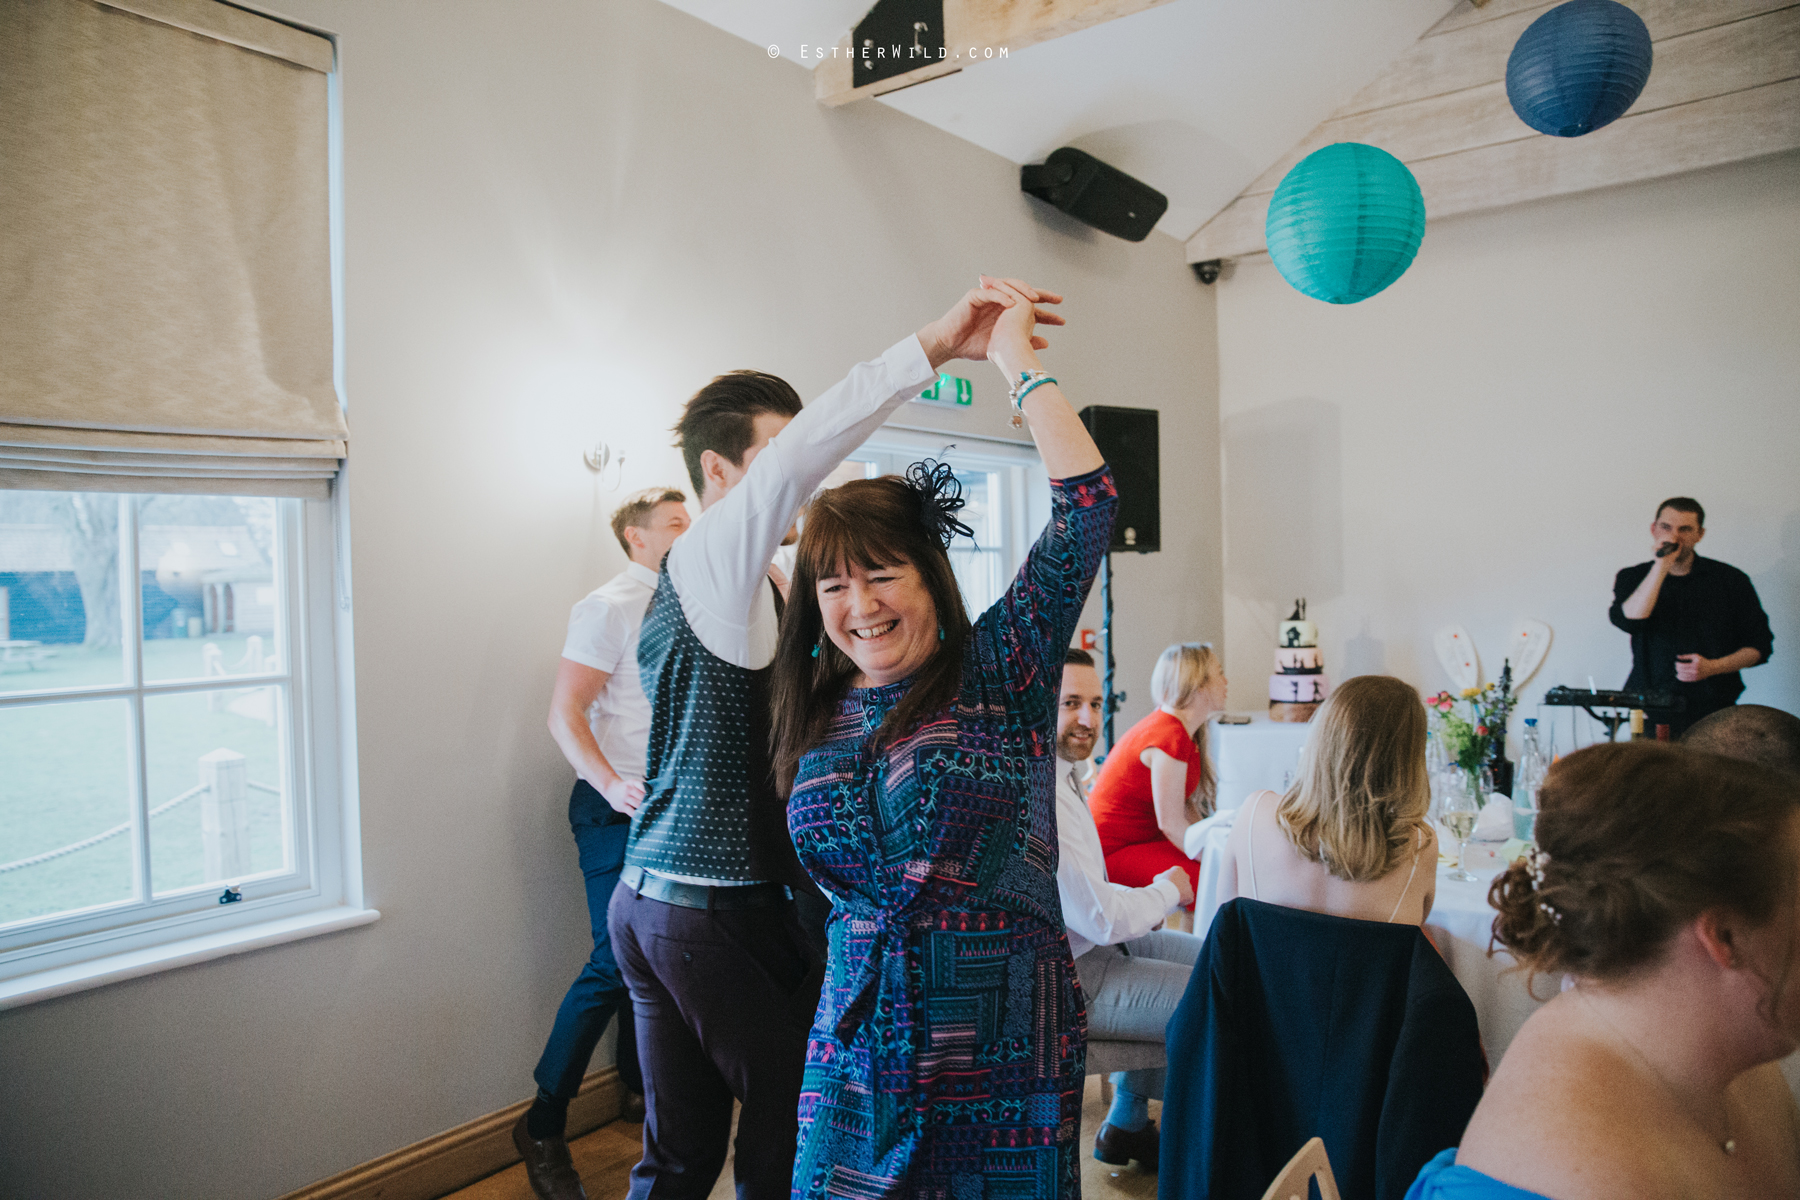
[770,278,1115,1200]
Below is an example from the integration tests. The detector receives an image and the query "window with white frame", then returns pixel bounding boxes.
[0,489,360,1002]
[835,430,1051,620]
[1,0,365,1006]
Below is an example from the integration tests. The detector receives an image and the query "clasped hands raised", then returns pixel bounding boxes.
[918,275,1064,374]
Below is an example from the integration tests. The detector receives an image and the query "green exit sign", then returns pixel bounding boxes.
[915,373,972,409]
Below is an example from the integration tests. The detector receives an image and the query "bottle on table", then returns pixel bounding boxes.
[1629,709,1647,740]
[1513,718,1548,842]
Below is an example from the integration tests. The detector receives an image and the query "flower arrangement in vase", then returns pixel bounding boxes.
[1427,661,1519,794]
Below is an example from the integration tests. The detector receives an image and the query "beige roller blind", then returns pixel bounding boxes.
[0,0,344,499]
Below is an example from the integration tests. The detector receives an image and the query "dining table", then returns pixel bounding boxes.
[1193,826,1800,1099]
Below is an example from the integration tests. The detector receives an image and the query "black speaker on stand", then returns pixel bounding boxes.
[1079,406,1160,753]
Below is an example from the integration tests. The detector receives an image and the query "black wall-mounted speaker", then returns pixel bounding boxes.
[1079,405,1160,553]
[1021,148,1168,243]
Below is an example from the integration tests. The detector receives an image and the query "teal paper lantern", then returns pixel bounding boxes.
[1265,143,1425,305]
[1507,0,1653,137]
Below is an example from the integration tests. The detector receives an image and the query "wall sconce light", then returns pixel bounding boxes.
[583,442,625,489]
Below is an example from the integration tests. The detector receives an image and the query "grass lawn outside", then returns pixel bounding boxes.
[0,636,289,927]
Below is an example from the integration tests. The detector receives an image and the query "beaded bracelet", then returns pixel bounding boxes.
[1007,370,1058,427]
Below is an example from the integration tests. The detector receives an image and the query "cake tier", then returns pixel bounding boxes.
[1270,673,1330,704]
[1275,646,1323,672]
[1278,619,1318,649]
[1269,701,1321,723]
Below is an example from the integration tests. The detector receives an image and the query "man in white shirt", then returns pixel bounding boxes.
[1055,648,1202,1173]
[513,488,690,1200]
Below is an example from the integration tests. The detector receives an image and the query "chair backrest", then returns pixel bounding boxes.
[1160,899,1485,1200]
[1259,1137,1341,1200]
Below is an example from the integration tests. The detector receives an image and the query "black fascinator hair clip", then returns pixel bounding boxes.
[903,458,974,550]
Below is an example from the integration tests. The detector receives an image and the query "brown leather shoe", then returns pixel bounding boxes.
[1093,1119,1160,1171]
[511,1113,589,1200]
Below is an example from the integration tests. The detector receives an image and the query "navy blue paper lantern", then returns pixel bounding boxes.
[1506,0,1653,137]
[1265,142,1425,305]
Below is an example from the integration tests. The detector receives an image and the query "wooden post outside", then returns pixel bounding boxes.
[199,748,251,881]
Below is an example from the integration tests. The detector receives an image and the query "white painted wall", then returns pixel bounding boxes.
[0,1,1220,1195]
[1217,151,1800,753]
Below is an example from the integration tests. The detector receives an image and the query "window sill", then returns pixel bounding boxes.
[0,905,379,1011]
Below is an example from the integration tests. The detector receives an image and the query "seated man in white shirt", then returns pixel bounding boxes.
[1056,648,1202,1172]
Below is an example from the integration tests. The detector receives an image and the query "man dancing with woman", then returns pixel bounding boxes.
[613,275,1088,1200]
[771,280,1114,1199]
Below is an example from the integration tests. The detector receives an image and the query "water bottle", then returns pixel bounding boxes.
[1514,719,1546,841]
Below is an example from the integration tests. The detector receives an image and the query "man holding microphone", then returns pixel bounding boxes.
[1609,497,1772,737]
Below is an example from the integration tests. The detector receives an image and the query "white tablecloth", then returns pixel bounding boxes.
[1210,713,1311,812]
[1422,858,1550,1064]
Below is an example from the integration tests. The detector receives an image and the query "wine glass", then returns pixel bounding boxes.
[1440,771,1481,883]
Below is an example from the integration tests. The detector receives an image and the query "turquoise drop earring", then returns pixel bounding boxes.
[938,625,945,641]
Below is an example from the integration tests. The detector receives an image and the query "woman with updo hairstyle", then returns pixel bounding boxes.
[1085,642,1227,901]
[1410,741,1800,1199]
[1217,674,1438,925]
[769,279,1115,1199]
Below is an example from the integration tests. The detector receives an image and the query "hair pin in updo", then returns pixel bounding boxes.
[1525,846,1562,923]
[903,458,975,551]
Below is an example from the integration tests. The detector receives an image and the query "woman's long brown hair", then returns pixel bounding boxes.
[770,475,972,796]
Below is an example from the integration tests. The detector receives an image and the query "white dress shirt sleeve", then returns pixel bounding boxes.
[666,336,937,668]
[1055,763,1182,959]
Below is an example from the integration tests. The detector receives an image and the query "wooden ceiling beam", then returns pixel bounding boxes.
[814,0,1177,108]
[1185,0,1800,263]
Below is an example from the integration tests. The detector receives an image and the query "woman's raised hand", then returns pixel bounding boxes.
[917,276,1065,370]
[981,276,1061,378]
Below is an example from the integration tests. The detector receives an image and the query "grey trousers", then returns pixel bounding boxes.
[1074,928,1205,1101]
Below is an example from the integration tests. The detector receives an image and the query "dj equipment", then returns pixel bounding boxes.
[1542,685,1684,741]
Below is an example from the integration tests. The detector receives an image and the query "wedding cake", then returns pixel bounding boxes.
[1270,599,1328,722]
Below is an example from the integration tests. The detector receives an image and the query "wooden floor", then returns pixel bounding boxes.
[443,1076,1160,1200]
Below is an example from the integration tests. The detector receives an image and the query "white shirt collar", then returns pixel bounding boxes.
[624,561,661,590]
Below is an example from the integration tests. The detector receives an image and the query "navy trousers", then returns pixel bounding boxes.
[533,780,643,1100]
[610,883,822,1200]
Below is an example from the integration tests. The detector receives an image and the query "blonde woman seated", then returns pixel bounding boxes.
[1087,642,1226,900]
[1217,675,1436,926]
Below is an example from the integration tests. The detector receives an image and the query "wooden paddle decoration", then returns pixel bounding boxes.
[1434,625,1480,691]
[1507,618,1553,687]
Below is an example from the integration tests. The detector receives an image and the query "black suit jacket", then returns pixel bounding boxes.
[1161,899,1485,1200]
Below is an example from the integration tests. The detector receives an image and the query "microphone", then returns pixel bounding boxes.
[1654,541,1679,558]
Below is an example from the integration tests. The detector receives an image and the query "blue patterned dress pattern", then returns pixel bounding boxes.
[788,466,1118,1200]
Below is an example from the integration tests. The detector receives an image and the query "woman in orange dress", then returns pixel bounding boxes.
[1087,642,1225,897]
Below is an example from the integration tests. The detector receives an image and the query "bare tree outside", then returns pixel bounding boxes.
[0,490,265,650]
[51,494,122,648]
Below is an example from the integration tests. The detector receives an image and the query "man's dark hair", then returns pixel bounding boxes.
[1681,705,1800,776]
[1064,648,1095,668]
[610,487,686,555]
[672,370,803,497]
[1655,497,1705,527]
